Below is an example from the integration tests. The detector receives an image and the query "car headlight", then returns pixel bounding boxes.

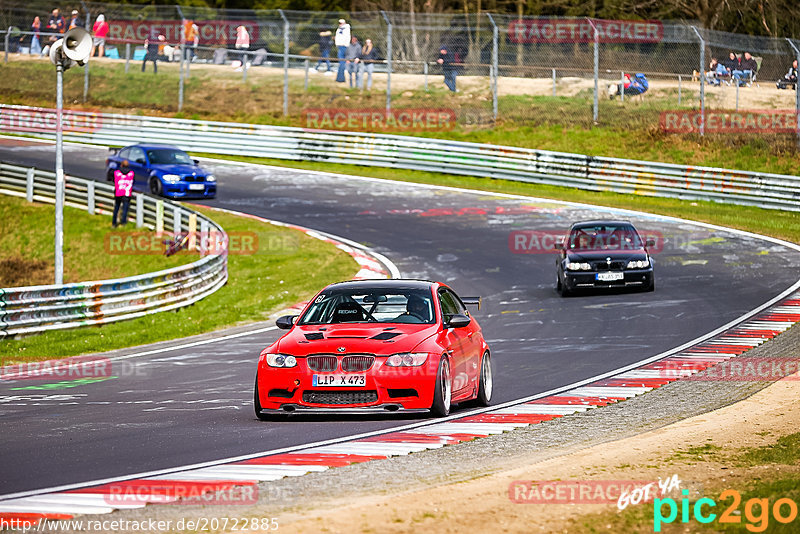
[566,262,592,271]
[626,259,650,269]
[385,353,428,367]
[162,174,181,183]
[265,353,297,368]
[206,175,216,182]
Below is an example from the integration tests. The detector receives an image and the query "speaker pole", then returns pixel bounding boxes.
[55,60,65,285]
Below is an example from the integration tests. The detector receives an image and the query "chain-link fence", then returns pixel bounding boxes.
[2,2,800,138]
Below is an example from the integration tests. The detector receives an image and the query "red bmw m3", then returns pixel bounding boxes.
[254,280,492,418]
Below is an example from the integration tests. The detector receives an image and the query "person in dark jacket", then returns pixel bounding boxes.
[142,31,161,73]
[315,30,332,72]
[721,52,739,76]
[356,38,379,90]
[777,59,798,89]
[437,45,457,92]
[732,52,757,86]
[345,36,362,88]
[46,8,65,46]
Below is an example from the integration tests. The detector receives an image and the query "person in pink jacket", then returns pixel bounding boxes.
[113,160,134,227]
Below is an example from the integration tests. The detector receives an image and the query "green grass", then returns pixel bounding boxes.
[0,195,191,286]
[738,433,800,466]
[0,205,358,362]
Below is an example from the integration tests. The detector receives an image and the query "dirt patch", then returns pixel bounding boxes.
[0,256,52,287]
[277,373,800,533]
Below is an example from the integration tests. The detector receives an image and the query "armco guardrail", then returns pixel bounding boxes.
[0,161,228,337]
[1,104,799,211]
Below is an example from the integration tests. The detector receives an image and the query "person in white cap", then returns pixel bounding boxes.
[68,9,82,30]
[334,18,350,83]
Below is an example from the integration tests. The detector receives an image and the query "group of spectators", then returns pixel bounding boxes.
[705,52,759,86]
[24,8,109,59]
[313,19,379,90]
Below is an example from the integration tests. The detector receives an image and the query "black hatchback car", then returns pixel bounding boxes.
[555,220,655,296]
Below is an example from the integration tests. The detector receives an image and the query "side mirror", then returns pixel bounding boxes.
[193,159,200,165]
[276,315,296,330]
[645,238,656,248]
[447,314,471,328]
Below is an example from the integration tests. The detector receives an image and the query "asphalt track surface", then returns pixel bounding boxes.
[1,140,799,496]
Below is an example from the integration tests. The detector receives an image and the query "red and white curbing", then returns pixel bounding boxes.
[2,292,798,526]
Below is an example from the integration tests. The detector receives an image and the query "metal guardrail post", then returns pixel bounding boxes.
[243,50,249,82]
[423,61,428,91]
[87,181,95,214]
[381,11,393,113]
[5,28,9,64]
[304,58,309,90]
[786,38,800,149]
[552,69,556,97]
[135,193,144,227]
[26,168,34,202]
[156,200,164,233]
[691,26,705,137]
[279,9,289,117]
[125,43,130,73]
[587,19,599,123]
[487,13,498,122]
[620,71,625,102]
[173,206,181,233]
[678,75,682,105]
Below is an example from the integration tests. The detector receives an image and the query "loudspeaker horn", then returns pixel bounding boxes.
[62,27,92,64]
[49,38,65,66]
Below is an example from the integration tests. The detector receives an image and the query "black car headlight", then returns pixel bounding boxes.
[265,353,297,368]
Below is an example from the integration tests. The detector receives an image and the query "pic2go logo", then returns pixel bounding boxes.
[654,489,799,532]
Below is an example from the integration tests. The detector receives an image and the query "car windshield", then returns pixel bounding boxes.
[567,224,643,251]
[146,149,193,165]
[298,287,436,325]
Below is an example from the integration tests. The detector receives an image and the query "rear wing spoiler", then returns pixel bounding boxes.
[461,297,481,310]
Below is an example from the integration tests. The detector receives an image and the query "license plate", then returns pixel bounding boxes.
[597,272,624,282]
[188,183,205,190]
[312,374,366,387]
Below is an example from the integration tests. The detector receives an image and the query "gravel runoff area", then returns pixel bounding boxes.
[40,317,799,534]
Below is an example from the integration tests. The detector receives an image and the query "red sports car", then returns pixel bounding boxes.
[254,280,492,418]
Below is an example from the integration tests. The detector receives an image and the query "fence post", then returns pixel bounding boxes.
[381,11,392,113]
[279,9,289,117]
[155,200,164,233]
[5,28,9,64]
[678,75,682,105]
[423,61,428,91]
[304,58,309,90]
[82,2,90,103]
[786,38,800,148]
[173,206,182,233]
[200,219,209,255]
[188,213,197,250]
[125,43,130,74]
[735,82,739,111]
[587,18,599,123]
[487,13,498,122]
[178,43,185,112]
[243,50,249,81]
[620,71,625,102]
[87,181,95,214]
[691,26,705,137]
[552,68,556,97]
[135,193,144,228]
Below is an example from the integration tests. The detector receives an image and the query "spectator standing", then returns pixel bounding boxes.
[235,25,250,65]
[142,31,160,73]
[30,16,41,55]
[67,10,82,30]
[777,59,798,89]
[437,45,457,92]
[112,161,134,227]
[91,14,108,58]
[345,36,361,88]
[46,8,65,46]
[184,21,199,62]
[732,52,757,86]
[334,19,350,83]
[315,30,332,73]
[357,38,378,90]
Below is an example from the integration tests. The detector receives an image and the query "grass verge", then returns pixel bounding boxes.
[0,205,358,363]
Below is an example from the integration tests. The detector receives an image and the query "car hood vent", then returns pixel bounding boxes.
[370,332,402,340]
[304,332,325,341]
